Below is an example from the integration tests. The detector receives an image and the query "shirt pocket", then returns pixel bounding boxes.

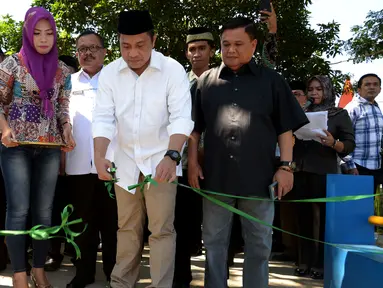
[142,85,168,126]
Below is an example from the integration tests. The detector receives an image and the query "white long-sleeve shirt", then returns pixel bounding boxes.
[92,50,194,192]
[66,69,115,175]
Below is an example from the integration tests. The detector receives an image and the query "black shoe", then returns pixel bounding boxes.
[44,254,64,271]
[310,269,324,280]
[0,262,6,272]
[294,267,309,277]
[66,277,95,288]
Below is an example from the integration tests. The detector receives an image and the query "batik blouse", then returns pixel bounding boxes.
[0,53,71,144]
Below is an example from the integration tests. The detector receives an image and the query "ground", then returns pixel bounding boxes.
[0,247,324,288]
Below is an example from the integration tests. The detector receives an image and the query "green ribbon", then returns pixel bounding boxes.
[127,174,158,198]
[0,205,86,259]
[191,187,383,254]
[105,166,118,199]
[124,175,383,254]
[176,182,382,203]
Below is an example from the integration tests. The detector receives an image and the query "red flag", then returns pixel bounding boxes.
[338,79,354,108]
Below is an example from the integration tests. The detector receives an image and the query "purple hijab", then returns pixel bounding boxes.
[20,7,58,119]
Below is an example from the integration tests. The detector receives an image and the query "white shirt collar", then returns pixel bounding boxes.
[74,67,103,81]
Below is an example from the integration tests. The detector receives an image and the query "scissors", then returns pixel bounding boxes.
[109,162,116,180]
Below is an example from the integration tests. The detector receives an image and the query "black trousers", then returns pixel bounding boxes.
[356,164,382,193]
[272,202,284,251]
[173,172,202,285]
[49,175,70,259]
[68,174,118,282]
[294,172,326,270]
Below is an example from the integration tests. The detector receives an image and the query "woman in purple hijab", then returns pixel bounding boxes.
[0,7,75,288]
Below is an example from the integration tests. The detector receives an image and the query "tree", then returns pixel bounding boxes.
[346,9,383,63]
[0,15,23,54]
[3,0,347,93]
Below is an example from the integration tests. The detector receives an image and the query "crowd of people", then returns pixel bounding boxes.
[0,4,382,288]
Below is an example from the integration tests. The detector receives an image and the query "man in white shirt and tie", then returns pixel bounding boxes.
[66,30,118,288]
[93,10,194,288]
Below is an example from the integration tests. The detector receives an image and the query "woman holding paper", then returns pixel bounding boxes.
[0,7,75,288]
[291,76,355,279]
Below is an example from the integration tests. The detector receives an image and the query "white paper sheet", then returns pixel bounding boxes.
[294,111,328,143]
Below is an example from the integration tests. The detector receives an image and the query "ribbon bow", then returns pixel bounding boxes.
[0,205,86,259]
[104,162,118,199]
[128,174,158,198]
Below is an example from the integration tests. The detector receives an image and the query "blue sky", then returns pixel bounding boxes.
[2,0,382,88]
[309,0,382,84]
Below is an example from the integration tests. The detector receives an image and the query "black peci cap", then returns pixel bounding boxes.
[118,10,154,35]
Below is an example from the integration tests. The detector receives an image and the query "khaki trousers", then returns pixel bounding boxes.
[110,177,177,288]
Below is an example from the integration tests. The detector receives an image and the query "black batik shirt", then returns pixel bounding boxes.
[193,59,308,197]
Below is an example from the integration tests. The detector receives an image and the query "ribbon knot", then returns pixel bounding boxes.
[128,174,158,198]
[0,205,85,259]
[104,165,118,199]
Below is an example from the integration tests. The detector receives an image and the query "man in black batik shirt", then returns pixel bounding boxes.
[188,17,308,288]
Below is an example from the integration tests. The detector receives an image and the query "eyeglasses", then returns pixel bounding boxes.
[77,45,102,54]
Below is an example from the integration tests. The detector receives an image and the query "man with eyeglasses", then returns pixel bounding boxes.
[65,30,118,288]
[290,81,307,107]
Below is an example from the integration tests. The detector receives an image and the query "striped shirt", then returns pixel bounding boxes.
[343,94,383,170]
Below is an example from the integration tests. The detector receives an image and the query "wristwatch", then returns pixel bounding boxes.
[165,150,181,165]
[279,161,296,172]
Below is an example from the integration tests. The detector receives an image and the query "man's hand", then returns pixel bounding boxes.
[261,2,277,34]
[348,168,359,175]
[1,126,18,148]
[95,156,113,181]
[154,156,177,183]
[188,162,204,189]
[61,124,76,152]
[273,169,293,200]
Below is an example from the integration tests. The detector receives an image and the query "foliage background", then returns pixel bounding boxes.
[1,1,381,94]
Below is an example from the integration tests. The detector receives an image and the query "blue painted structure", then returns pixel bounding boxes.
[324,174,383,288]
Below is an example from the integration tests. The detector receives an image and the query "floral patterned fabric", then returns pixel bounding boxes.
[0,53,71,144]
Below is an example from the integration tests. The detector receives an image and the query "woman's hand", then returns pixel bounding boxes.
[1,126,18,148]
[318,130,335,147]
[61,123,76,152]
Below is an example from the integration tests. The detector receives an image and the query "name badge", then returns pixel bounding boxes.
[72,90,84,95]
